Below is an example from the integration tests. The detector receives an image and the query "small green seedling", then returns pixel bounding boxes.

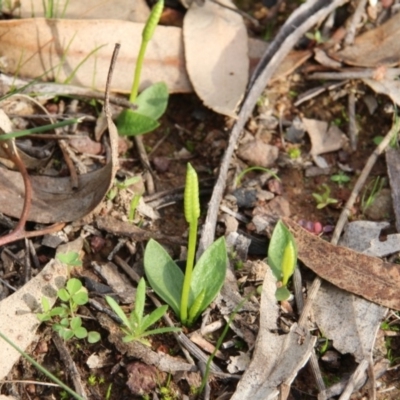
[267,220,297,301]
[144,163,227,326]
[330,171,350,187]
[312,184,338,209]
[106,278,180,345]
[116,0,169,137]
[37,252,100,343]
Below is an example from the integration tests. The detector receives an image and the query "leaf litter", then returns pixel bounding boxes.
[2,1,400,399]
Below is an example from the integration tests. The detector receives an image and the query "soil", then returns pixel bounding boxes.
[1,1,400,400]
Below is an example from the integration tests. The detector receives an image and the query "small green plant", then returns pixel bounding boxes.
[330,171,350,187]
[305,29,325,44]
[267,220,297,301]
[116,0,169,137]
[361,176,385,214]
[287,146,301,159]
[312,184,338,209]
[37,252,101,343]
[144,163,227,326]
[105,278,180,346]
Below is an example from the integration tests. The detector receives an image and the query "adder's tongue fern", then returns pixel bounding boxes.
[130,0,164,103]
[180,163,200,324]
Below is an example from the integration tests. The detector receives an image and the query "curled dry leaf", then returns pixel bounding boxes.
[0,64,119,224]
[183,0,248,116]
[283,218,400,311]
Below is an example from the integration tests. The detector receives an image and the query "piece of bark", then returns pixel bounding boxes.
[283,218,400,311]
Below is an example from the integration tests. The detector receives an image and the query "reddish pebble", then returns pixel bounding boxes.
[313,222,323,235]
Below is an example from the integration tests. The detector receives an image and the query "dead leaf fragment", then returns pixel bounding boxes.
[329,12,400,67]
[231,267,315,399]
[0,259,68,379]
[302,118,345,156]
[237,140,279,167]
[183,0,248,116]
[283,218,400,311]
[363,79,400,108]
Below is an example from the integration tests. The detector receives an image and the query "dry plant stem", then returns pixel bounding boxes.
[339,359,369,400]
[307,68,400,80]
[52,333,88,400]
[23,238,31,284]
[348,91,357,151]
[134,135,155,195]
[0,142,31,246]
[344,0,368,46]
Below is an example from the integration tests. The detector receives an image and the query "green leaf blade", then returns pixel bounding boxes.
[190,237,227,318]
[105,296,131,328]
[116,109,159,137]
[135,82,169,120]
[144,239,184,316]
[140,305,168,332]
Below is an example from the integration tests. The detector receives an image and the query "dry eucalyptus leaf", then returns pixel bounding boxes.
[0,18,192,94]
[183,0,248,116]
[329,12,400,67]
[312,282,385,362]
[283,218,400,311]
[2,0,150,22]
[0,258,68,379]
[312,221,387,363]
[231,267,315,400]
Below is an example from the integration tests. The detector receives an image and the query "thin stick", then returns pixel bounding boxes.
[331,119,400,244]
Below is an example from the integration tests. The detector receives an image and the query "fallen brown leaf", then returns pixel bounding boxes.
[329,12,400,67]
[183,0,248,116]
[283,218,400,311]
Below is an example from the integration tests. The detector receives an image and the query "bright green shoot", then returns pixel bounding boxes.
[144,163,227,326]
[330,171,350,187]
[105,278,180,346]
[267,220,297,301]
[312,184,338,209]
[117,0,169,137]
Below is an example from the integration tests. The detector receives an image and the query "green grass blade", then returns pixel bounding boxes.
[0,330,84,400]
